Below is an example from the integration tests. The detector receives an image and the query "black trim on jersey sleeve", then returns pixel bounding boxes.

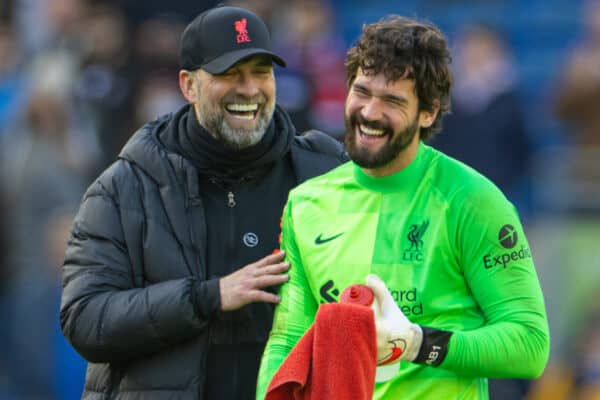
[413,327,453,366]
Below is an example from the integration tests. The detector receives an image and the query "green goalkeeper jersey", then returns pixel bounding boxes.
[257,142,549,400]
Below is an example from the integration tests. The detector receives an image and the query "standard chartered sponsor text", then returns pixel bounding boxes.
[390,287,423,316]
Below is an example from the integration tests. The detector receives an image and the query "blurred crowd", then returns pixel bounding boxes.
[0,0,598,399]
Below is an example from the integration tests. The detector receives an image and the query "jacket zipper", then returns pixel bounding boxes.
[208,177,237,208]
[228,194,236,266]
[185,166,204,279]
[227,191,236,207]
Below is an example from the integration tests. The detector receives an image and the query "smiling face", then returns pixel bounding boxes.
[179,55,276,149]
[344,69,436,177]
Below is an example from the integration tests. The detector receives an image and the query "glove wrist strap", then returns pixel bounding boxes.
[413,326,453,366]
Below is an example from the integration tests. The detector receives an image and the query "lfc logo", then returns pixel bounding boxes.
[402,219,429,262]
[234,18,251,43]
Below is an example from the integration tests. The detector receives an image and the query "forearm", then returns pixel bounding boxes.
[444,189,551,378]
[439,320,550,378]
[255,278,315,399]
[61,277,211,363]
[61,185,223,362]
[256,332,298,400]
[256,201,316,399]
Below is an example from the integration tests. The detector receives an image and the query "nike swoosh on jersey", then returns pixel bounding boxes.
[314,232,344,245]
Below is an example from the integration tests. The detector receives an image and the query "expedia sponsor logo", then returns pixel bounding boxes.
[402,219,429,262]
[483,245,531,269]
[483,224,531,269]
[498,224,518,249]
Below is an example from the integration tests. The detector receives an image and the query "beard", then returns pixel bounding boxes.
[199,91,275,150]
[344,111,419,169]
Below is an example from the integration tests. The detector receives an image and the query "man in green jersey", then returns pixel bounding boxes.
[256,15,550,400]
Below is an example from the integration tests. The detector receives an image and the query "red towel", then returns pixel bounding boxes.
[265,302,377,400]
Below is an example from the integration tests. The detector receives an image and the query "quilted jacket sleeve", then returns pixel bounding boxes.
[60,162,216,363]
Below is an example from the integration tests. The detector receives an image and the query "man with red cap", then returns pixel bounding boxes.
[60,5,346,399]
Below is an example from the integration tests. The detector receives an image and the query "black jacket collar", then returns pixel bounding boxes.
[157,104,295,180]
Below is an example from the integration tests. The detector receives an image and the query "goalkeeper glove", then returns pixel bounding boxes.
[366,273,423,364]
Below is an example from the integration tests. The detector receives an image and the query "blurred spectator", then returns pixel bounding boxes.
[550,0,600,214]
[270,0,347,138]
[132,72,186,129]
[73,3,136,170]
[0,22,28,136]
[104,0,219,26]
[8,0,106,178]
[0,187,13,398]
[13,0,87,57]
[569,296,600,400]
[0,15,21,391]
[0,0,13,21]
[430,23,534,217]
[132,15,185,77]
[1,84,87,399]
[227,0,279,21]
[545,4,600,393]
[0,4,94,397]
[0,190,11,308]
[49,210,88,400]
[555,0,600,148]
[128,15,188,130]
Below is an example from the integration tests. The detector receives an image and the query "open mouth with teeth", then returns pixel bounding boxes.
[359,123,386,137]
[356,121,391,146]
[225,103,259,120]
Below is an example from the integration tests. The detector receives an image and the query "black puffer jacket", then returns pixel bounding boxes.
[60,105,346,400]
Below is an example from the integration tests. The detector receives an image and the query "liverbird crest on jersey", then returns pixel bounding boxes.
[403,219,429,262]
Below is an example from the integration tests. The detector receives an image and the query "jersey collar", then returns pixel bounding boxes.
[353,141,431,193]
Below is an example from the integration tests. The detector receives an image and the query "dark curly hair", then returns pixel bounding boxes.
[345,16,452,140]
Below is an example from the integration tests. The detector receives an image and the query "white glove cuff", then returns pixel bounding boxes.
[403,324,424,362]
